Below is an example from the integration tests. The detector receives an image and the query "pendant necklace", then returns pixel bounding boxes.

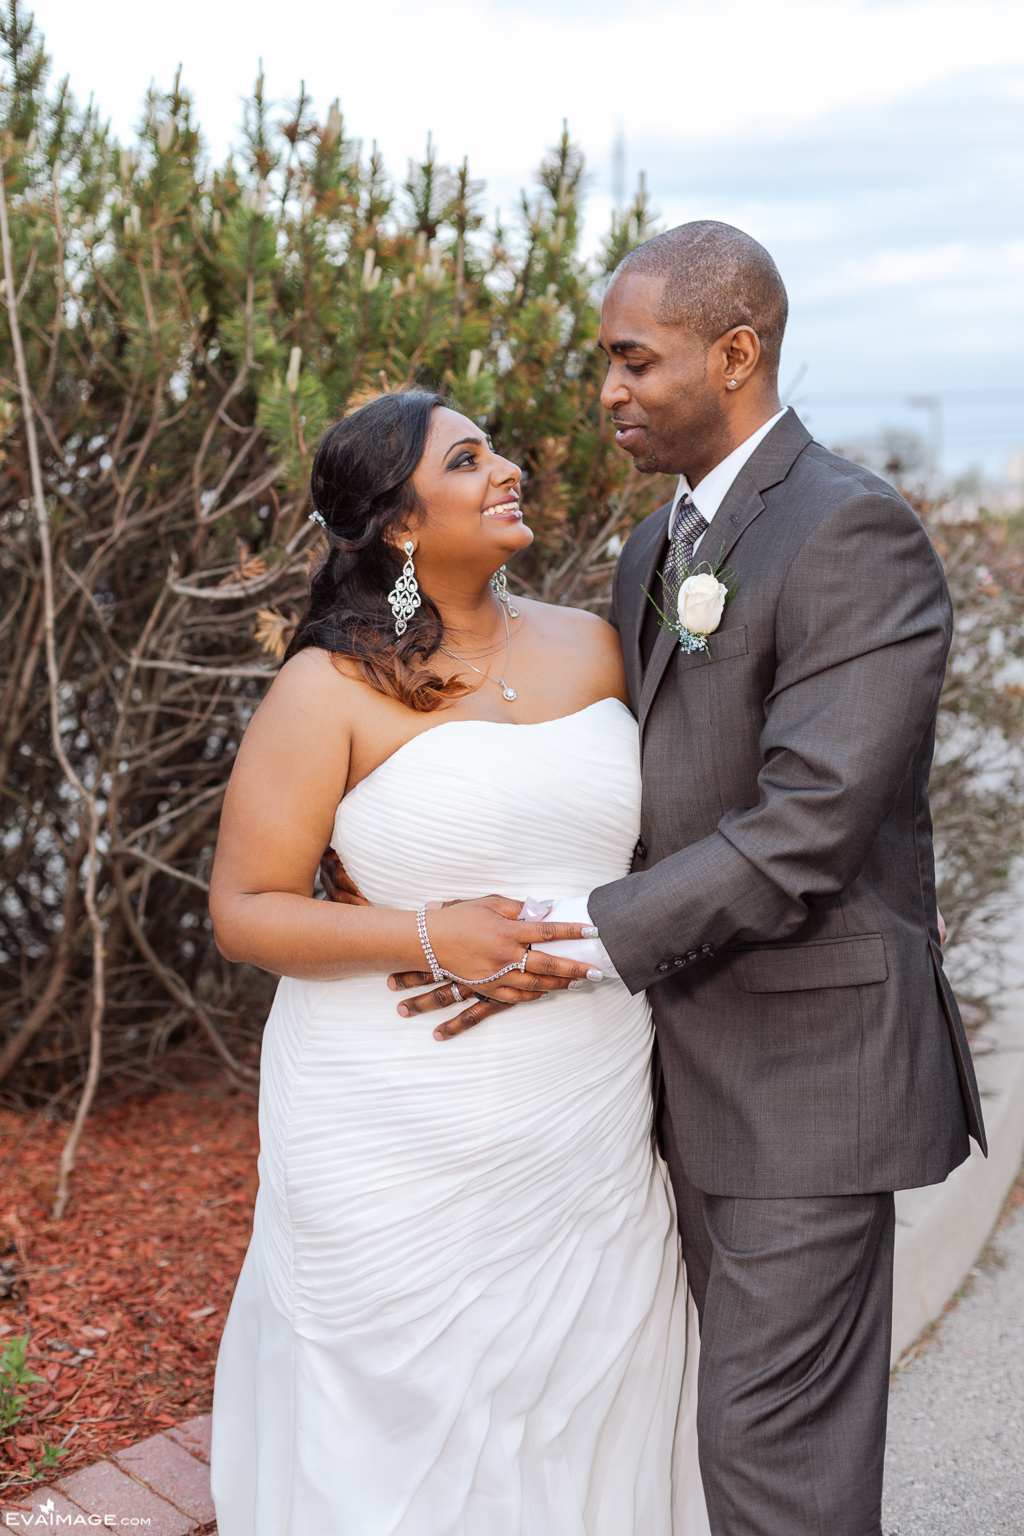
[439,601,517,701]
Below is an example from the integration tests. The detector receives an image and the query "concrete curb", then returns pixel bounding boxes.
[891,1001,1024,1364]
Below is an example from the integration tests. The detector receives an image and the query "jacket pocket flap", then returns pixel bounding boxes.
[731,934,888,993]
[678,624,749,670]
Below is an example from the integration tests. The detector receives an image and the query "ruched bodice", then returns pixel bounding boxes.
[333,697,642,907]
[212,696,707,1536]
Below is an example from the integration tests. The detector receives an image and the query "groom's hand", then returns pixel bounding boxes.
[319,847,371,906]
[387,976,519,1039]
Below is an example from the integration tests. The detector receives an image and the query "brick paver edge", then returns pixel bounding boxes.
[6,1415,216,1534]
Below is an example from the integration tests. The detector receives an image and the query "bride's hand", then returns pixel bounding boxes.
[427,895,602,988]
[390,896,603,1041]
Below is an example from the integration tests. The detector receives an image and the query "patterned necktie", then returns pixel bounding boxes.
[662,493,710,589]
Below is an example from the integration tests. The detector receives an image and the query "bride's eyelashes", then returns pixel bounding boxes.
[448,447,499,473]
[444,434,496,473]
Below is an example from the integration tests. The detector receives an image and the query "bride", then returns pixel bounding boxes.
[208,389,708,1535]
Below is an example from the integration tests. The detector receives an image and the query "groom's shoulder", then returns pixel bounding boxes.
[770,443,948,605]
[780,440,933,544]
[787,440,915,518]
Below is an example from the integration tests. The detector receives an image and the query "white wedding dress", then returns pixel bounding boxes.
[211,697,708,1536]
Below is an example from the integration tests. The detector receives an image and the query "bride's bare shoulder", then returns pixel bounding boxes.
[518,598,626,698]
[265,645,359,695]
[252,647,374,735]
[519,597,620,651]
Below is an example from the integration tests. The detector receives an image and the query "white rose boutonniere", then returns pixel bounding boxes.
[678,573,728,636]
[643,542,738,654]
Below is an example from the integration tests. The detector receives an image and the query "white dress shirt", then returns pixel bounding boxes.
[535,408,789,979]
[667,405,788,553]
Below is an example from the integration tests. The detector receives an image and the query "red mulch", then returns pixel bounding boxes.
[0,1089,258,1496]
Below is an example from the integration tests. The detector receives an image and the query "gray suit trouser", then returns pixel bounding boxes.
[659,1101,895,1536]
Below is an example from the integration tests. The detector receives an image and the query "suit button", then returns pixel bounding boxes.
[634,838,648,860]
[656,961,670,973]
[700,943,714,956]
[687,951,699,963]
[673,956,685,967]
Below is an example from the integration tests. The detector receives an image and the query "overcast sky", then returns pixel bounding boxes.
[31,0,1024,479]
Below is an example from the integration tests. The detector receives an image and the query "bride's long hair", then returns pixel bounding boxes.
[285,390,471,713]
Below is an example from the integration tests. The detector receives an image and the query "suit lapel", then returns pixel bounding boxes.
[635,410,814,738]
[636,615,679,737]
[620,502,672,703]
[692,474,765,574]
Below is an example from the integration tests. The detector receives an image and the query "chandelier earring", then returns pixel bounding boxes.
[388,541,422,637]
[491,565,520,618]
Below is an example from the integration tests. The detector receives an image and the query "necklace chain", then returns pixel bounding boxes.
[439,602,517,702]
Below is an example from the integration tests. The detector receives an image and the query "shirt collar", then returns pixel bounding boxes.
[668,406,789,536]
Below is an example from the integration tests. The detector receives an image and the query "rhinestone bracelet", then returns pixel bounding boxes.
[415,906,528,988]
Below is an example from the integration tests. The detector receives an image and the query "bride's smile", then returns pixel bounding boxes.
[481,495,521,517]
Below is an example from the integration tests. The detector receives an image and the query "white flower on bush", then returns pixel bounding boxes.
[677,573,728,636]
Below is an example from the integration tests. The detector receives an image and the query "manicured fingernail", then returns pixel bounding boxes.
[582,926,599,939]
[387,977,397,990]
[586,968,603,981]
[568,979,584,990]
[397,1005,410,1017]
[433,1029,444,1040]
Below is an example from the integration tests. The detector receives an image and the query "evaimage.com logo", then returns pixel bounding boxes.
[2,1499,152,1527]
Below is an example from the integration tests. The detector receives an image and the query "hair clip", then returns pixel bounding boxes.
[308,509,328,529]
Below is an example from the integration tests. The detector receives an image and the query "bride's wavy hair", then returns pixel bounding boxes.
[285,390,471,713]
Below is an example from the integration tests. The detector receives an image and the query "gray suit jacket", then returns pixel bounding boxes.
[589,410,985,1198]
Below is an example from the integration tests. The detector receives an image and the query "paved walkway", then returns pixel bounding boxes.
[3,1416,216,1532]
[883,1189,1024,1535]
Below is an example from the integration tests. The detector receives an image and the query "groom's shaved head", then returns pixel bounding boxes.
[615,221,788,376]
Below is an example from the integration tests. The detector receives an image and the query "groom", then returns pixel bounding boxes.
[569,223,984,1534]
[331,222,986,1535]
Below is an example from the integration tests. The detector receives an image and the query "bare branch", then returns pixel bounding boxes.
[131,658,276,678]
[111,845,211,892]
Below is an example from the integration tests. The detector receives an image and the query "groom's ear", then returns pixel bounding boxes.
[717,325,762,393]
